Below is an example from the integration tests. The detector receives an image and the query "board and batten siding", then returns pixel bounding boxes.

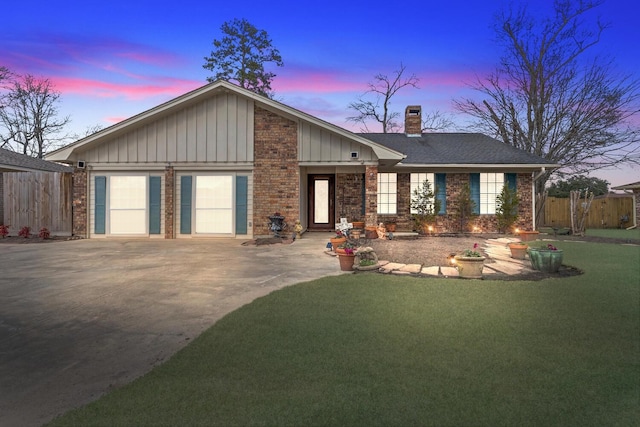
[89,172,165,238]
[299,122,376,163]
[175,172,253,238]
[81,93,254,164]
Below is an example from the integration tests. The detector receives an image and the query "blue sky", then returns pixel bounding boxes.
[2,0,638,186]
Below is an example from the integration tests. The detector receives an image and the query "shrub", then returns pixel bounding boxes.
[18,226,30,238]
[39,227,51,239]
[0,224,8,238]
[495,184,520,233]
[410,179,441,234]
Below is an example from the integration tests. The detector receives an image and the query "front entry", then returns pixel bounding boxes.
[308,175,335,230]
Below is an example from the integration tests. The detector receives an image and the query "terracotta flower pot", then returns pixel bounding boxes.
[386,223,396,232]
[454,256,485,279]
[337,253,356,271]
[517,230,540,242]
[330,236,346,250]
[508,243,528,260]
[352,221,365,229]
[364,226,378,239]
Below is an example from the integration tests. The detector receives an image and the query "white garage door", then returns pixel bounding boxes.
[110,176,147,235]
[195,175,233,234]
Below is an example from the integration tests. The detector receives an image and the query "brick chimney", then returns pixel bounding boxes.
[405,106,422,136]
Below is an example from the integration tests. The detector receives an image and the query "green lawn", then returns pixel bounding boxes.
[49,241,640,427]
[585,227,640,240]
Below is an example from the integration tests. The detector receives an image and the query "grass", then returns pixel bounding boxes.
[49,241,640,426]
[585,227,640,240]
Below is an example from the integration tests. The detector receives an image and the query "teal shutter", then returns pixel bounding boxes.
[180,176,192,235]
[149,176,161,234]
[435,173,446,214]
[94,176,106,234]
[470,173,480,215]
[506,173,517,191]
[235,176,248,235]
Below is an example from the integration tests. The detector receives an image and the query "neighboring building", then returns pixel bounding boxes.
[612,181,640,228]
[46,81,556,239]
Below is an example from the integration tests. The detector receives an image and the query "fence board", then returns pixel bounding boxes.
[543,195,634,229]
[2,171,72,236]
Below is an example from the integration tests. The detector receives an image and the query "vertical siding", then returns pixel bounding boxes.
[80,92,254,163]
[299,122,375,162]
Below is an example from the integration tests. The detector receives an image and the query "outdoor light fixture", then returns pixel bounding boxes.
[448,253,457,265]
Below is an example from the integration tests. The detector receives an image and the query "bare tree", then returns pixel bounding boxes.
[347,63,420,133]
[0,74,70,158]
[454,1,640,193]
[422,110,455,132]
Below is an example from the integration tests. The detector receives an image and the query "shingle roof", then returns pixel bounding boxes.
[359,133,554,166]
[0,148,73,172]
[612,181,640,190]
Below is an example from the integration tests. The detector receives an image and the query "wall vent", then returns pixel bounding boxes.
[350,151,359,160]
[77,160,86,169]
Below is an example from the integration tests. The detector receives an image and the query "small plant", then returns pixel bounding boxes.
[454,183,477,233]
[39,227,51,239]
[411,179,441,234]
[495,183,520,233]
[462,243,483,257]
[359,259,377,266]
[18,226,31,238]
[0,224,8,238]
[537,243,558,251]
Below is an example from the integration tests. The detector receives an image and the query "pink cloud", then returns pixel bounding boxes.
[52,76,202,100]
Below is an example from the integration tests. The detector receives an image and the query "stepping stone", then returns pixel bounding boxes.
[382,262,405,271]
[421,266,441,276]
[440,266,459,277]
[391,270,413,275]
[377,260,390,266]
[400,264,422,274]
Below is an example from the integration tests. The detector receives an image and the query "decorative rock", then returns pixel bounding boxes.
[400,264,422,274]
[421,266,441,276]
[440,266,459,277]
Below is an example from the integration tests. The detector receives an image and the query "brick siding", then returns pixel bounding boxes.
[253,107,299,236]
[364,165,378,226]
[72,168,87,237]
[336,173,365,222]
[164,166,175,239]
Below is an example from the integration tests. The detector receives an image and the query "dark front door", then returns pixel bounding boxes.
[308,175,334,230]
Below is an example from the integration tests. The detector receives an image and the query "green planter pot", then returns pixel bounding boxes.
[528,248,563,272]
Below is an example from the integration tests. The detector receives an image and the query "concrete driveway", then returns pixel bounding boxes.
[0,234,341,426]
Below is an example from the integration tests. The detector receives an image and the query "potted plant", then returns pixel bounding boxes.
[507,242,528,259]
[385,221,397,232]
[351,220,365,229]
[336,241,357,271]
[454,243,485,279]
[528,244,563,272]
[516,229,540,242]
[354,247,379,271]
[330,230,347,250]
[0,224,8,238]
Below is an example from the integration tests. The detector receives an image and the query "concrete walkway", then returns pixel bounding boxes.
[0,234,342,427]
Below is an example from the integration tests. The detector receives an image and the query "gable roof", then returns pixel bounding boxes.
[0,148,73,172]
[359,133,557,169]
[45,80,404,163]
[612,181,640,190]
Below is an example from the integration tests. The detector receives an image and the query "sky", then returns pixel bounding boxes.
[2,0,638,187]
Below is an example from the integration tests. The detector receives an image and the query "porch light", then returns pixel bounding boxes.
[448,253,457,265]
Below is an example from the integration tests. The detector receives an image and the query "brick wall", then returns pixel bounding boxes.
[387,172,535,233]
[253,107,299,236]
[72,168,87,237]
[364,165,378,226]
[336,173,364,222]
[164,166,174,239]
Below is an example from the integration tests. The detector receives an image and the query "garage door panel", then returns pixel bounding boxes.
[195,210,233,234]
[109,176,147,235]
[110,210,146,235]
[194,175,233,234]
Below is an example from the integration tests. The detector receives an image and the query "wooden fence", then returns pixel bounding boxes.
[542,195,634,229]
[2,171,73,236]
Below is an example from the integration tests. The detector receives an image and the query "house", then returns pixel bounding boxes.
[45,80,556,239]
[612,181,640,228]
[1,148,73,234]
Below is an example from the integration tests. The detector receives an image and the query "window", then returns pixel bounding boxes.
[410,173,435,214]
[377,173,397,214]
[435,173,446,214]
[470,173,505,214]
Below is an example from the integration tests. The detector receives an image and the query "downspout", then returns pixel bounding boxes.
[531,167,546,230]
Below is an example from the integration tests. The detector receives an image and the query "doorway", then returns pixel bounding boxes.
[308,175,334,230]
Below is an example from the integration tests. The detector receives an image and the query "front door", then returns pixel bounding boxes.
[308,175,334,230]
